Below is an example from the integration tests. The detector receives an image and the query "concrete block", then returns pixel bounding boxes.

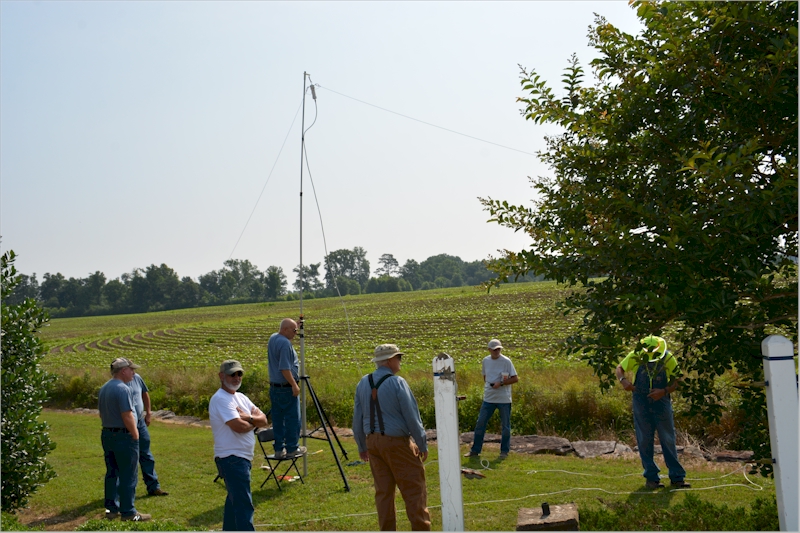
[517,503,579,531]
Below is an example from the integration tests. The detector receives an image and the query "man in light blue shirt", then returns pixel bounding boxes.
[266,318,305,458]
[353,344,430,531]
[128,366,168,496]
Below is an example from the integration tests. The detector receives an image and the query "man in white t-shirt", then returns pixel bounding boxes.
[465,339,519,459]
[209,360,268,531]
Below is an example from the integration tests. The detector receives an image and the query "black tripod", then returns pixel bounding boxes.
[300,375,350,492]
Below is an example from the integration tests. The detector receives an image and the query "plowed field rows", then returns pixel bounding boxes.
[42,282,581,373]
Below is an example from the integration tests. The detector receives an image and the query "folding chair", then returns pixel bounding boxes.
[256,428,305,490]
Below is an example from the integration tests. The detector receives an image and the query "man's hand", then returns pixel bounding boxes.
[236,406,249,419]
[420,451,428,462]
[292,383,301,397]
[647,388,666,401]
[145,412,152,427]
[359,451,369,462]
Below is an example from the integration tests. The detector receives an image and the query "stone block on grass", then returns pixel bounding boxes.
[517,503,579,531]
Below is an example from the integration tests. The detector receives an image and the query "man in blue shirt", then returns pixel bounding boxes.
[98,357,151,522]
[128,365,168,496]
[353,344,431,531]
[267,318,306,458]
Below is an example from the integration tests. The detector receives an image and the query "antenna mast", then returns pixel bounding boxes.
[298,71,309,475]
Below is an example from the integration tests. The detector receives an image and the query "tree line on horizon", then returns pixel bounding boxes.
[7,249,542,318]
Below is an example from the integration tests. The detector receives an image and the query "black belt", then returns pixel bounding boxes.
[103,427,130,433]
[270,382,293,387]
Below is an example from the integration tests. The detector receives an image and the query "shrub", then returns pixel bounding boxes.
[580,494,778,531]
[1,250,57,512]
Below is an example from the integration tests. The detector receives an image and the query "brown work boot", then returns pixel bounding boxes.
[148,488,169,496]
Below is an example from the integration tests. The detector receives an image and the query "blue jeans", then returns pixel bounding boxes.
[270,386,300,453]
[101,429,140,516]
[632,394,686,483]
[215,455,254,531]
[137,422,160,492]
[471,401,512,454]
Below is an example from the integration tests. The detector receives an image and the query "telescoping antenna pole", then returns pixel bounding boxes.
[294,72,350,491]
[298,71,308,476]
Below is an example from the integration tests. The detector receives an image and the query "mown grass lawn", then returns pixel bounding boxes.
[16,411,775,531]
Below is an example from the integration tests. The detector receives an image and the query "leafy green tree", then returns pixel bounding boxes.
[375,253,400,277]
[293,263,324,293]
[400,259,422,289]
[39,272,64,308]
[1,250,56,512]
[323,247,370,289]
[175,276,202,308]
[223,259,264,300]
[103,278,129,310]
[6,272,39,305]
[334,275,361,295]
[481,1,797,462]
[264,266,287,300]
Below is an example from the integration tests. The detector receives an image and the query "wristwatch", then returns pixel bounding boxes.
[249,415,254,425]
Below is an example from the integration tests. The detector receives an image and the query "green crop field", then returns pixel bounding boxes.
[41,282,581,375]
[39,281,745,446]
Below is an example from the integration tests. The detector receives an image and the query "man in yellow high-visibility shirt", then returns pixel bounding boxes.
[616,335,690,490]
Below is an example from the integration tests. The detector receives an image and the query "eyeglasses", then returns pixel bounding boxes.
[230,371,243,377]
[395,355,402,361]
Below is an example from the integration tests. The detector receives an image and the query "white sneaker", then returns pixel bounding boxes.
[286,446,307,457]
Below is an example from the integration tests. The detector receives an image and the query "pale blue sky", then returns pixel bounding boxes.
[1,1,643,284]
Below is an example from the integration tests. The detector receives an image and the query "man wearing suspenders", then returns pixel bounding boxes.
[353,344,431,531]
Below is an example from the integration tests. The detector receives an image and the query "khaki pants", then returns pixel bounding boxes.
[366,433,431,531]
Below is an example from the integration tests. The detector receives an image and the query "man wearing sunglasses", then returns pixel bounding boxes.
[209,360,268,531]
[616,335,690,490]
[267,318,305,459]
[353,344,431,531]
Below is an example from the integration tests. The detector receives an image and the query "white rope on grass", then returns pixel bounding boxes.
[247,465,766,530]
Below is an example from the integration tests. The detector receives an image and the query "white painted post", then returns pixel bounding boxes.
[433,352,465,531]
[761,335,798,532]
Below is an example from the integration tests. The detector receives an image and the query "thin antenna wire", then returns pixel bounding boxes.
[317,84,537,157]
[228,101,303,260]
[302,89,357,359]
[303,140,357,360]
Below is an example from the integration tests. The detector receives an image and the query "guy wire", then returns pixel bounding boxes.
[301,82,357,361]
[228,100,303,261]
[316,84,538,157]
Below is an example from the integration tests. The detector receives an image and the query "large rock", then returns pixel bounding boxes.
[571,440,617,458]
[712,450,754,462]
[511,435,573,456]
[460,433,573,455]
[517,503,579,531]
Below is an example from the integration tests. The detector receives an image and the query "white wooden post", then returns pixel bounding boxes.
[433,352,465,531]
[761,335,798,532]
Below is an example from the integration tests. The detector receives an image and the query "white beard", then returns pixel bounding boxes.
[224,378,242,391]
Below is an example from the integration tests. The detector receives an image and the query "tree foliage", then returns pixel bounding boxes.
[481,1,797,461]
[323,247,370,289]
[1,250,57,512]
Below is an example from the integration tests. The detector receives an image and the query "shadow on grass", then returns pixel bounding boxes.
[26,498,105,529]
[627,483,681,507]
[186,482,298,529]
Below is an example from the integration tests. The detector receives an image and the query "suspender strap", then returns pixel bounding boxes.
[368,373,393,435]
